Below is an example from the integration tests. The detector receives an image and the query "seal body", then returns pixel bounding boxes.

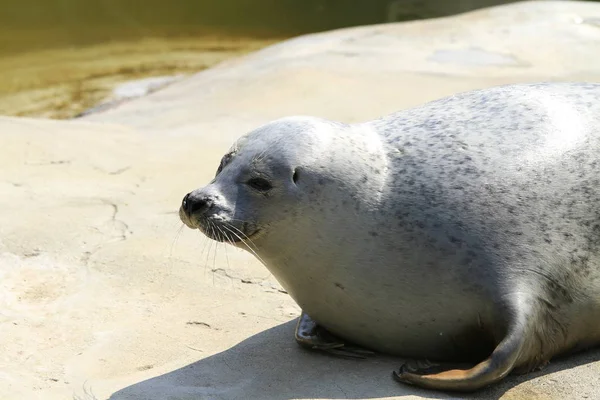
[180,82,600,391]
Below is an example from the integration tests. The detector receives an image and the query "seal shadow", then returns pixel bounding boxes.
[108,320,600,400]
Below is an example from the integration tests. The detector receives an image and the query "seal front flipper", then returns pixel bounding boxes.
[393,319,526,392]
[294,311,374,359]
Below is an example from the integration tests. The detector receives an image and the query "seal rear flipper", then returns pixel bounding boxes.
[393,323,525,392]
[294,311,375,359]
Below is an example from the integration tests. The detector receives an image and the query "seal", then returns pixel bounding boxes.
[179,82,600,392]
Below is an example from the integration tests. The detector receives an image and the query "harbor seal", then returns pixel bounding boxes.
[179,82,600,392]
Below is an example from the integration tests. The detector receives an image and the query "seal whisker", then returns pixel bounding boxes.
[202,223,215,279]
[220,222,275,282]
[207,220,220,285]
[254,142,274,163]
[211,225,220,281]
[168,223,185,269]
[221,221,261,253]
[220,222,258,250]
[221,223,255,248]
[196,228,210,272]
[222,224,267,266]
[218,225,233,272]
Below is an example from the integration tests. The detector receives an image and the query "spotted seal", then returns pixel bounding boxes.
[179,82,600,391]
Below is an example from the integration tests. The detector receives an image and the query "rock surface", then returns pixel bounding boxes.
[2,1,600,399]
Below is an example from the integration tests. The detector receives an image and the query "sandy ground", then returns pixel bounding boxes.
[2,1,600,399]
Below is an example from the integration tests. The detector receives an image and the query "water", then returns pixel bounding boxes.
[0,0,525,56]
[0,0,565,118]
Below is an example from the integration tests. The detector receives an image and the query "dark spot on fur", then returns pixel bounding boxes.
[335,282,345,290]
[369,231,379,237]
[449,236,462,244]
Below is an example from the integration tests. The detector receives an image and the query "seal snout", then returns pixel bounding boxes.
[182,192,213,217]
[179,190,216,230]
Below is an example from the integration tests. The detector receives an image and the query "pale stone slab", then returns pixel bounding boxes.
[2,1,600,399]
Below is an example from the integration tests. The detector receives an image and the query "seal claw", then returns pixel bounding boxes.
[394,361,459,385]
[295,311,374,360]
[393,368,416,386]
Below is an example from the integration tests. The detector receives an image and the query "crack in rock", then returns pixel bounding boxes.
[108,166,131,175]
[93,165,132,175]
[186,321,213,328]
[81,201,133,266]
[25,160,72,166]
[107,202,133,241]
[211,267,285,293]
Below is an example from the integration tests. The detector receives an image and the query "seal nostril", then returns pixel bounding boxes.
[183,194,211,216]
[182,193,190,209]
[189,198,209,215]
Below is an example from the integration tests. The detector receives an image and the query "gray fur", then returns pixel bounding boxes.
[180,82,600,391]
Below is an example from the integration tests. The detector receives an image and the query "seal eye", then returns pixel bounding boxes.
[216,152,235,177]
[247,177,272,192]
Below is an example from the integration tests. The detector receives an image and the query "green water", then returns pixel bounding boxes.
[2,0,597,118]
[0,0,530,56]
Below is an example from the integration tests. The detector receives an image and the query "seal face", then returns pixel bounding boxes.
[180,82,600,392]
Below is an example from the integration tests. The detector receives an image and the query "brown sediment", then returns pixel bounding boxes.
[0,36,278,119]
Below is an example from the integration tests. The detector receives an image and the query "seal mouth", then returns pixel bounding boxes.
[203,221,261,245]
[179,206,260,245]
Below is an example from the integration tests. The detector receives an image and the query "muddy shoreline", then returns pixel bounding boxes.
[0,36,278,119]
